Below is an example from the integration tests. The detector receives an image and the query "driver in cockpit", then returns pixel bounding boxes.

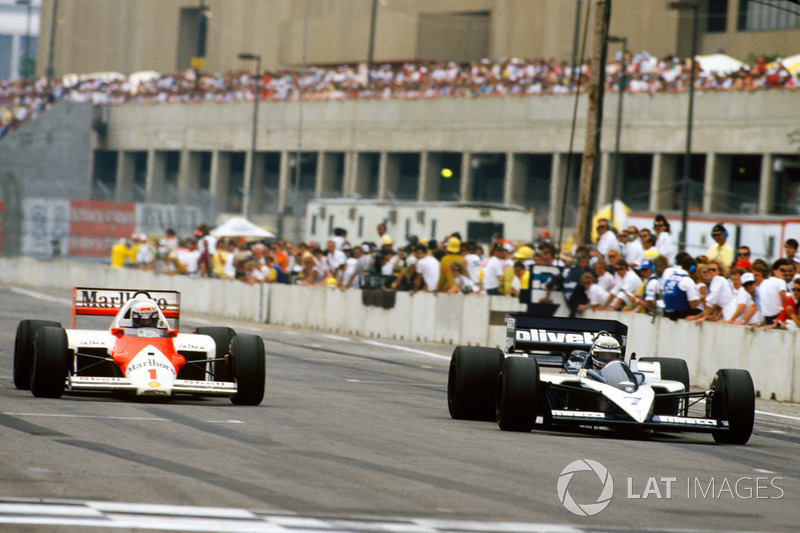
[589,333,623,370]
[130,302,160,328]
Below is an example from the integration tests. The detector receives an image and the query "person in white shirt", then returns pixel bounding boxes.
[462,241,483,291]
[593,258,616,293]
[410,244,440,293]
[623,225,644,267]
[483,243,509,296]
[595,218,619,262]
[602,259,643,310]
[724,272,761,325]
[759,258,791,325]
[692,260,736,322]
[653,214,677,266]
[577,272,610,312]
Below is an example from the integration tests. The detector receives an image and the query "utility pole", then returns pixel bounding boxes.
[576,0,611,246]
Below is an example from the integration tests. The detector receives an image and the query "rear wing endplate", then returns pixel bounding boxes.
[72,287,181,328]
[506,314,627,358]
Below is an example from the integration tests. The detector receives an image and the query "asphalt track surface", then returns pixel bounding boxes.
[1,284,799,532]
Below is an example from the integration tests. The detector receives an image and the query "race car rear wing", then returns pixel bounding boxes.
[72,287,181,328]
[506,314,627,365]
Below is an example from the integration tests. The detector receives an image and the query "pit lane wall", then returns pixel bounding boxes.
[3,257,798,403]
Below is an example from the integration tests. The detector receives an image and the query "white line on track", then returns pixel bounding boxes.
[362,340,450,361]
[4,413,243,423]
[321,334,351,342]
[754,409,800,422]
[8,287,71,305]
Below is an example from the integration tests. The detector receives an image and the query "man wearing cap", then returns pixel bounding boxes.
[628,260,660,314]
[437,236,462,292]
[724,272,761,325]
[707,223,734,268]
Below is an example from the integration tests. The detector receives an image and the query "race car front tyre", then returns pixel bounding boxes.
[14,320,61,391]
[640,357,690,415]
[496,356,539,432]
[194,327,237,382]
[447,346,504,421]
[30,326,70,399]
[708,369,755,445]
[230,333,266,406]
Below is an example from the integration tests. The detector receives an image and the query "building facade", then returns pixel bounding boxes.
[37,0,800,77]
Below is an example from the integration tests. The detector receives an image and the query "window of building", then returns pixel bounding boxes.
[707,0,728,32]
[417,11,489,63]
[177,7,208,70]
[737,0,800,32]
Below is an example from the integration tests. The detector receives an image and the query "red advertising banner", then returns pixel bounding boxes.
[69,200,137,257]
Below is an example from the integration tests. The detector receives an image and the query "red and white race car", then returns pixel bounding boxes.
[13,287,266,405]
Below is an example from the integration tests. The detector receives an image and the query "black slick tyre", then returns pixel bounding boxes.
[447,346,504,421]
[230,333,266,405]
[641,357,690,415]
[496,356,539,432]
[14,320,61,390]
[194,327,236,382]
[708,369,755,445]
[30,326,70,399]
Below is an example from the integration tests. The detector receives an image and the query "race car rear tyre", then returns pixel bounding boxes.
[708,369,755,445]
[14,320,61,391]
[640,357,690,415]
[194,327,237,382]
[230,333,266,406]
[447,346,504,421]
[30,326,70,399]
[496,356,539,432]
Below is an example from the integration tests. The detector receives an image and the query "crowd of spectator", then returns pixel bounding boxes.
[578,216,800,331]
[109,214,800,331]
[3,51,799,139]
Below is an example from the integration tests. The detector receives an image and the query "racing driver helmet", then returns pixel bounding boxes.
[131,301,159,328]
[589,333,622,369]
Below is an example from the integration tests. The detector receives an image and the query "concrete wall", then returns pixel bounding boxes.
[3,257,799,403]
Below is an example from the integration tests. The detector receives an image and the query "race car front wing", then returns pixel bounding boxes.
[545,409,729,434]
[67,376,237,396]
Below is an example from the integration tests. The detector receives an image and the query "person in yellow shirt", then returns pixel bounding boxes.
[706,223,734,268]
[110,239,130,268]
[511,261,530,297]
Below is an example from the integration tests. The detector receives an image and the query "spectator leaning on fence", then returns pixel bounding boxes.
[759,258,791,325]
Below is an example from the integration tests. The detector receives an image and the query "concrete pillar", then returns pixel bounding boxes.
[505,152,526,205]
[650,153,677,212]
[146,150,167,203]
[549,153,567,230]
[242,149,263,218]
[177,150,200,194]
[759,154,776,215]
[116,151,135,203]
[704,153,730,213]
[597,152,614,207]
[460,151,473,202]
[380,152,402,200]
[210,151,230,213]
[277,150,291,214]
[316,151,337,198]
[419,152,440,201]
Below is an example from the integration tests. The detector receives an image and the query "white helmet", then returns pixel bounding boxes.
[131,301,159,328]
[590,333,622,369]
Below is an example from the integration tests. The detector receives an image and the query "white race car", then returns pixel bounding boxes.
[447,314,755,444]
[14,287,266,405]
